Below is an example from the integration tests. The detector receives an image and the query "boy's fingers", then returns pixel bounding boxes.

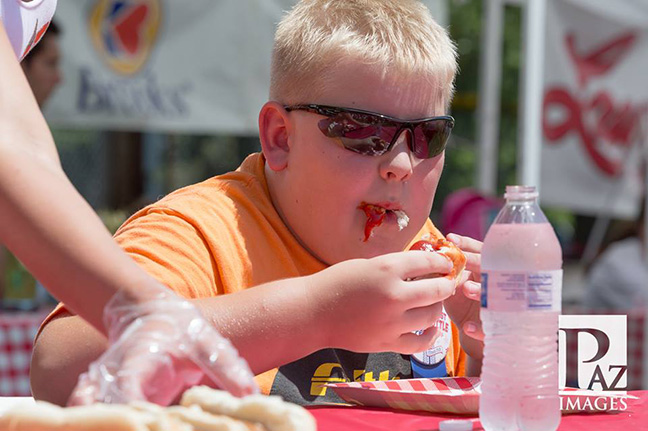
[463,251,481,274]
[402,303,444,332]
[396,327,439,355]
[383,250,452,280]
[447,233,483,253]
[402,277,456,306]
[463,321,485,341]
[456,269,471,288]
[462,280,481,301]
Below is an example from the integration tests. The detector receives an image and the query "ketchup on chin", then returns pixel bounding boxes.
[358,203,387,242]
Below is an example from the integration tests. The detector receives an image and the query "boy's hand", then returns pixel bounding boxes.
[443,233,484,360]
[68,285,259,406]
[310,251,456,355]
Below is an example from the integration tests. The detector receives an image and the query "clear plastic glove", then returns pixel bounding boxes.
[68,284,259,406]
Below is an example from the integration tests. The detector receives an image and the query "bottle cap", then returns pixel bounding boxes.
[504,185,538,200]
[439,419,474,431]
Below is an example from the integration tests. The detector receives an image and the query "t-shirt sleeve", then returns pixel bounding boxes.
[37,206,223,337]
[113,207,222,299]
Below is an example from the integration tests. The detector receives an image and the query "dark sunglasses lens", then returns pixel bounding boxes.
[318,113,396,156]
[315,108,452,159]
[414,119,452,158]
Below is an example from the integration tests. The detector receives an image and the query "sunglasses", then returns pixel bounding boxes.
[284,104,454,159]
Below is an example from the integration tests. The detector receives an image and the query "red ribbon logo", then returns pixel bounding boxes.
[543,32,644,177]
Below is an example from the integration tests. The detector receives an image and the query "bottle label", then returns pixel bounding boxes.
[481,270,562,311]
[411,305,451,378]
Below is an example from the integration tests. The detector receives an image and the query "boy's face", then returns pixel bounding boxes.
[275,61,447,264]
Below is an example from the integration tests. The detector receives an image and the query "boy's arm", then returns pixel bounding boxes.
[33,250,459,404]
[196,251,474,374]
[31,314,108,406]
[32,276,322,406]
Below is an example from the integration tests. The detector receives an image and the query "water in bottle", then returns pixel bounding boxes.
[479,185,562,431]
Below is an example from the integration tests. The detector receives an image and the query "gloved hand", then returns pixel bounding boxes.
[67,284,259,406]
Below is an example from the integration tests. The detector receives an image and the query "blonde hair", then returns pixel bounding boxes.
[270,0,458,106]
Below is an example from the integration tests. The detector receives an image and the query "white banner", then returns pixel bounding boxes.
[45,0,447,135]
[541,0,646,218]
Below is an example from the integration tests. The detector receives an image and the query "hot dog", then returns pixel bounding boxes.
[410,238,467,281]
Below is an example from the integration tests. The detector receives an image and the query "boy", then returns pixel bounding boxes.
[32,0,484,406]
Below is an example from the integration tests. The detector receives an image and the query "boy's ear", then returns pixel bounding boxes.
[259,101,291,171]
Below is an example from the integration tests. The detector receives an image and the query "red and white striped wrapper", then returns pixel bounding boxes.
[327,377,637,415]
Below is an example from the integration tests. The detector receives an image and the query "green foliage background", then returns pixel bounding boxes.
[433,1,522,219]
[435,1,574,245]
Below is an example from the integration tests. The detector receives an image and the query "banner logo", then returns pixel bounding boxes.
[543,32,646,177]
[89,0,161,75]
[559,315,627,391]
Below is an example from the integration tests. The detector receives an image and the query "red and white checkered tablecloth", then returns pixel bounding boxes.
[0,312,48,396]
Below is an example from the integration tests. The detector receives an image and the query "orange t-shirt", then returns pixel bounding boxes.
[41,153,465,404]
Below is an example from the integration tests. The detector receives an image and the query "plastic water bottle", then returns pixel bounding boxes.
[479,185,562,431]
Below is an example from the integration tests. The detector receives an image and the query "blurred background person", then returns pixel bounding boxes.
[584,200,647,311]
[20,20,62,108]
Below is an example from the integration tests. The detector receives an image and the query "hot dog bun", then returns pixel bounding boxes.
[410,238,467,281]
[0,386,316,431]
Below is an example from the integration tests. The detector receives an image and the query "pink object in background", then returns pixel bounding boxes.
[440,188,503,241]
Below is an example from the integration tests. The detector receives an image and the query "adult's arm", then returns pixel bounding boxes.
[1,20,257,405]
[0,20,147,332]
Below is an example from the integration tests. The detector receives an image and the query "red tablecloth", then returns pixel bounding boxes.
[308,390,648,431]
[0,311,48,396]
